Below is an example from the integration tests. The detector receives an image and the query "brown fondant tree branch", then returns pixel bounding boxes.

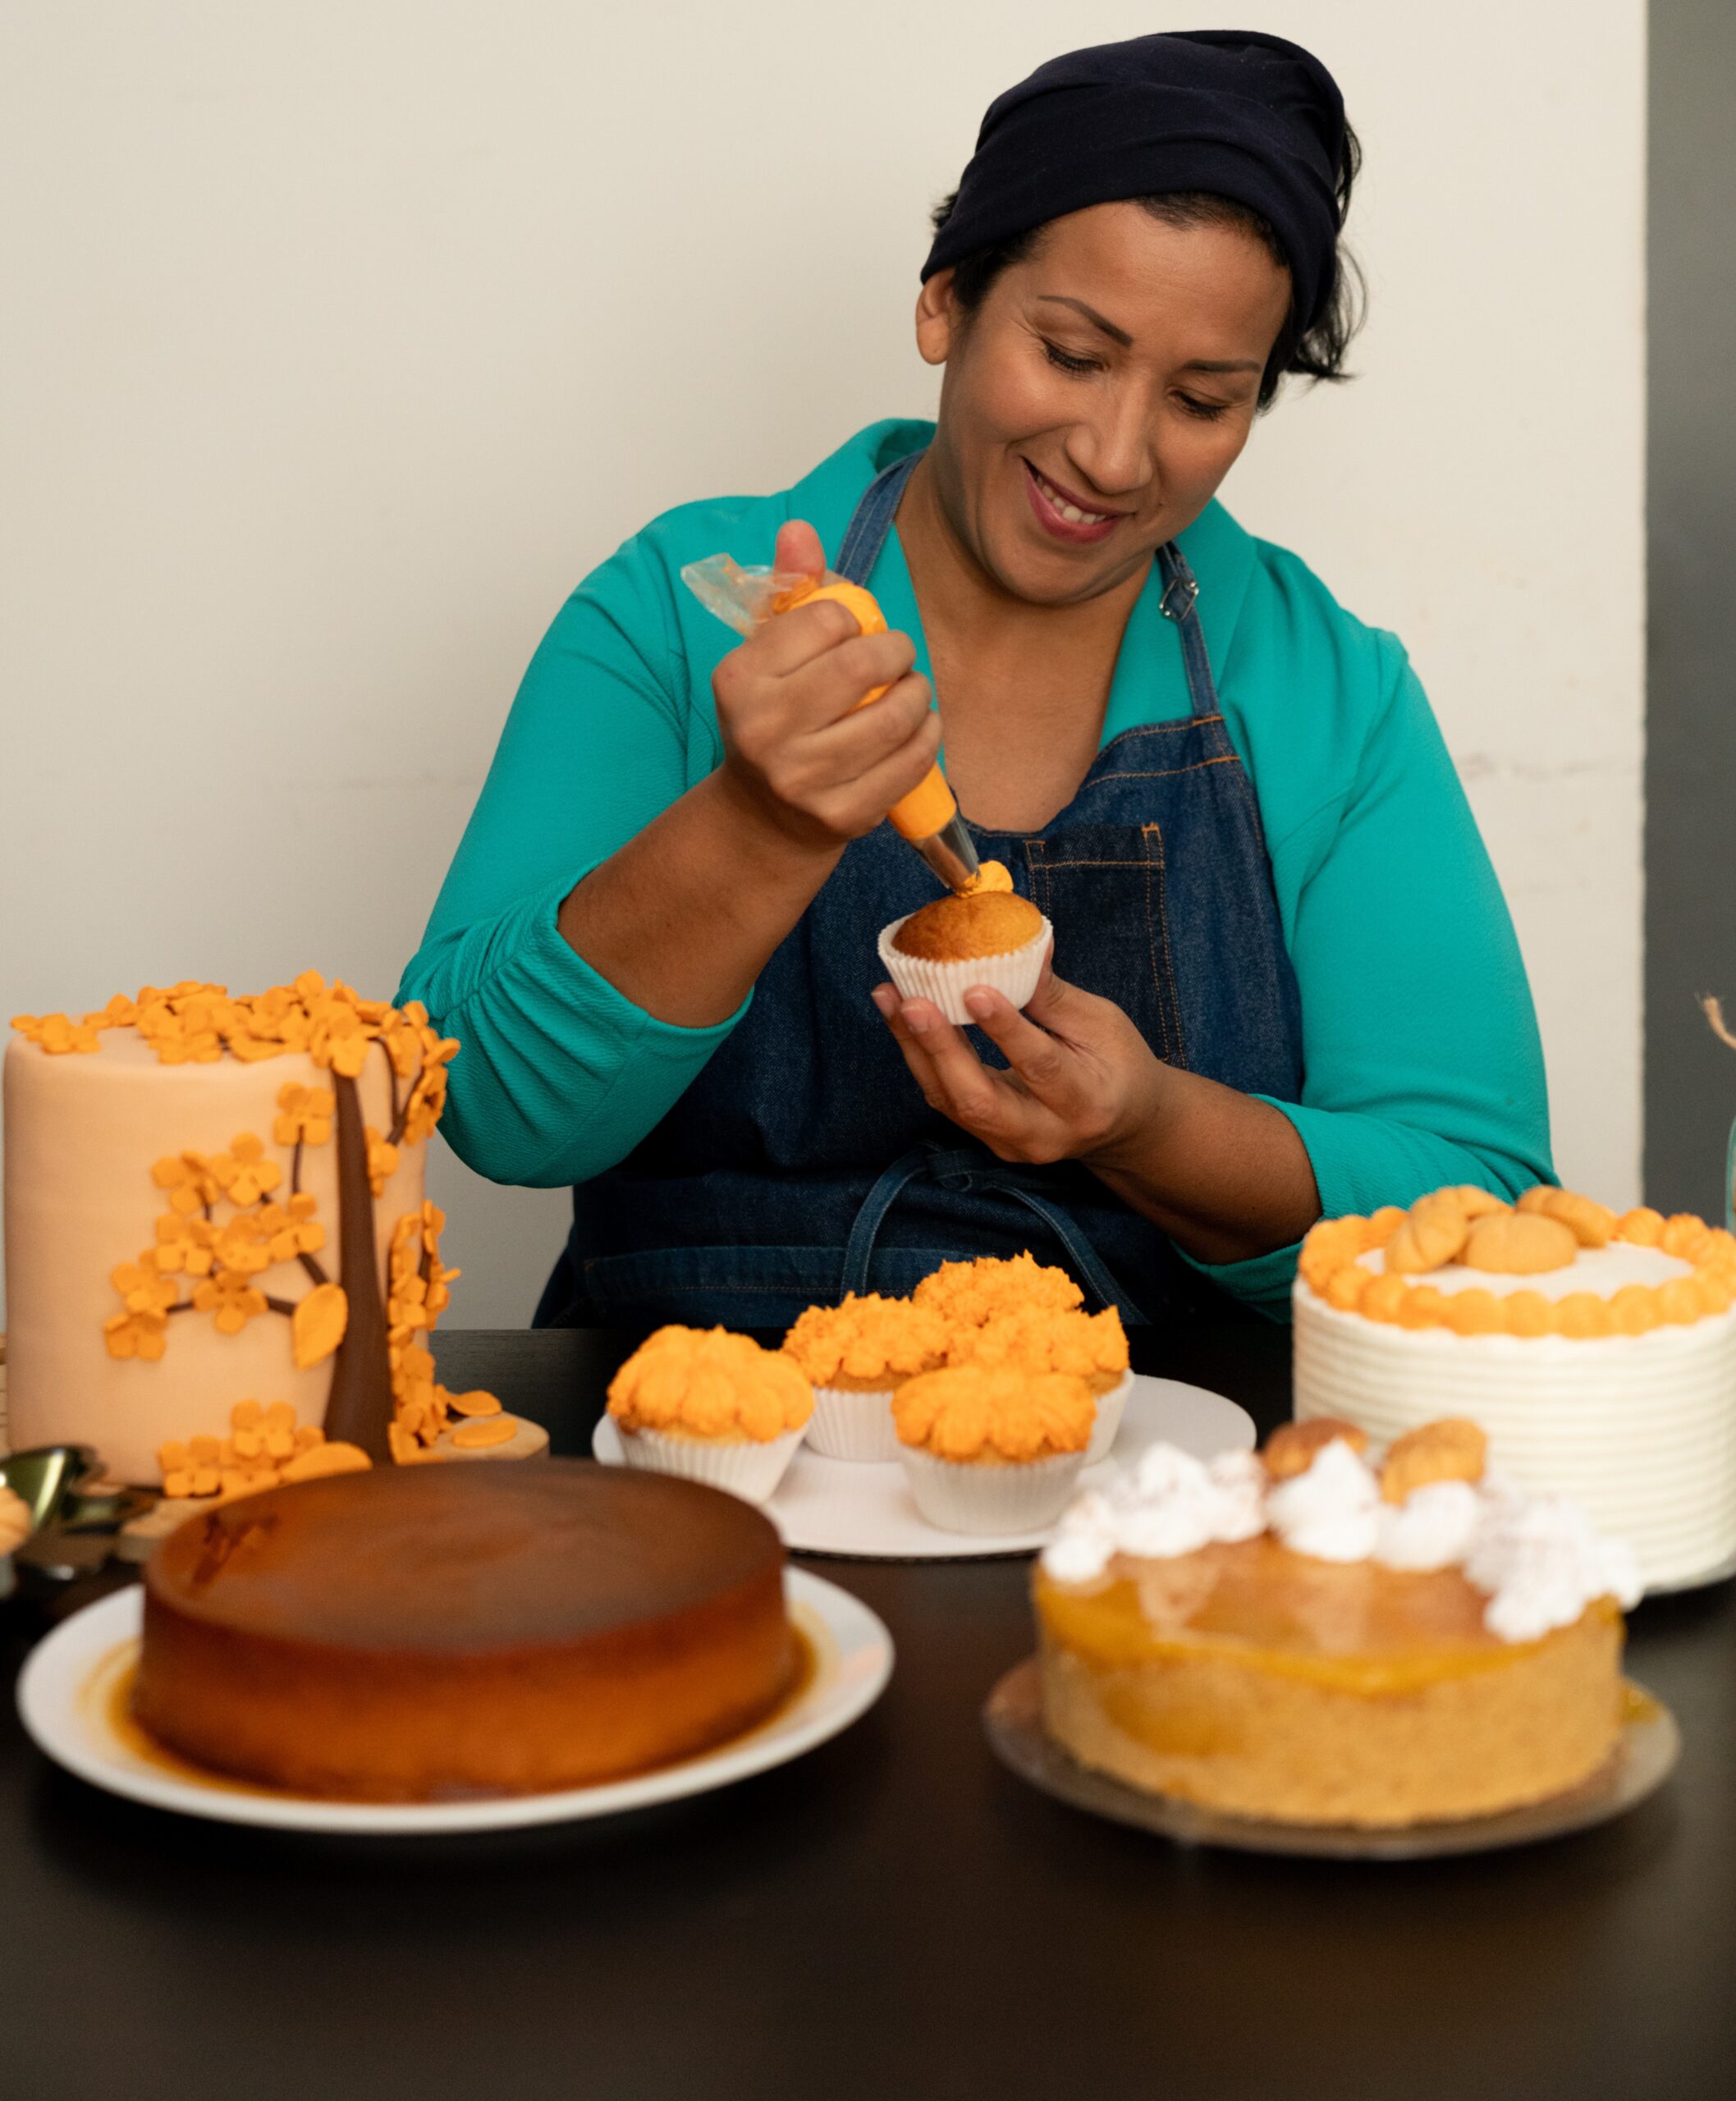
[317,1069,396,1462]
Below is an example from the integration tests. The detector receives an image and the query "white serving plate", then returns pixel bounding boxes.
[593,1373,1253,1559]
[16,1570,891,1835]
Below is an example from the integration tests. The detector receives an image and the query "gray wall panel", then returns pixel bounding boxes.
[1647,0,1736,1217]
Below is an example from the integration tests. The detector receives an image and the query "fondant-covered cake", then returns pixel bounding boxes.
[135,1462,796,1798]
[5,977,515,1486]
[1035,1418,1640,1827]
[1292,1185,1736,1589]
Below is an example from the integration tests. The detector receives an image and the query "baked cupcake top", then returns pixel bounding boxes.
[893,1362,1094,1462]
[782,1293,948,1388]
[891,890,1043,963]
[913,1252,1084,1328]
[607,1326,813,1442]
[947,1302,1129,1382]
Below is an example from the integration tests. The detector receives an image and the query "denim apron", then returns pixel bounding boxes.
[538,450,1304,1330]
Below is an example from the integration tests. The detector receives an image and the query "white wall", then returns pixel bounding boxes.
[0,1,1645,1324]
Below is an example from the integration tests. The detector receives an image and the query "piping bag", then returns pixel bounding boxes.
[681,555,981,893]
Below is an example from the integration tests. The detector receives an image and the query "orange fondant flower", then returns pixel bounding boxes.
[11,1013,101,1055]
[104,1307,168,1362]
[110,1256,180,1319]
[273,1082,335,1147]
[209,1132,282,1206]
[401,1063,448,1143]
[150,1151,222,1216]
[258,1192,323,1262]
[213,1212,273,1277]
[364,1126,400,1197]
[153,1211,216,1277]
[193,1269,269,1334]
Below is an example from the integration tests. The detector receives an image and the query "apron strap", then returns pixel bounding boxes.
[839,1142,1150,1325]
[839,1147,937,1298]
[1156,543,1219,721]
[836,450,924,586]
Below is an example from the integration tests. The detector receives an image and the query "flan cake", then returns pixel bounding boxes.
[135,1461,796,1798]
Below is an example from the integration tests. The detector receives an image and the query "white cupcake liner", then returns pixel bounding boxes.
[616,1422,806,1504]
[807,1385,903,1462]
[898,1444,1088,1536]
[877,914,1054,1027]
[1084,1369,1134,1467]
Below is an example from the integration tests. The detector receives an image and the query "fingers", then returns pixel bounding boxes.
[890,997,1021,1131]
[773,518,827,580]
[960,982,1074,1100]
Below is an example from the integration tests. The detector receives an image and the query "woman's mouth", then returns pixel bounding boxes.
[1021,459,1125,545]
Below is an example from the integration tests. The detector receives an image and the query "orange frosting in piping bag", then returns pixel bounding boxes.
[772,579,959,845]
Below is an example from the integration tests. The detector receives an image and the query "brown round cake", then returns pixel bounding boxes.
[135,1460,795,1799]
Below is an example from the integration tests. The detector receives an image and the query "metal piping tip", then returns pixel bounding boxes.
[913,810,980,893]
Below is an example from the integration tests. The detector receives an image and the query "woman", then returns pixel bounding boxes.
[401,30,1551,1330]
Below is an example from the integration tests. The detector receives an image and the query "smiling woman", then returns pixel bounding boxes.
[399,29,1552,1332]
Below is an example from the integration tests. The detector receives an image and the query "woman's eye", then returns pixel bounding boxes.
[1176,393,1231,422]
[1042,341,1099,376]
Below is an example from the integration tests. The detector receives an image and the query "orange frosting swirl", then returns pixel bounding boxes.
[912,1252,1084,1329]
[892,1362,1094,1462]
[946,1303,1128,1383]
[608,1326,813,1442]
[782,1293,948,1388]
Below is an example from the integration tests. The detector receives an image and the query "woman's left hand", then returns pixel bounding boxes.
[870,957,1167,1170]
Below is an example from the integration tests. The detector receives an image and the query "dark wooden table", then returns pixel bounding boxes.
[2,1321,1733,2101]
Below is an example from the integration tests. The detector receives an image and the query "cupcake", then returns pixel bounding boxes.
[879,887,1052,1025]
[892,1362,1093,1535]
[781,1293,949,1462]
[607,1325,813,1504]
[913,1252,1085,1329]
[947,1304,1132,1466]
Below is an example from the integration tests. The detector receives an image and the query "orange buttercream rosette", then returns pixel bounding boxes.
[1297,1186,1736,1337]
[946,1303,1128,1390]
[913,1252,1084,1330]
[608,1326,813,1443]
[892,1363,1094,1463]
[782,1293,948,1389]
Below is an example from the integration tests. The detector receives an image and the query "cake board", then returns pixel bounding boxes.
[983,1658,1679,1861]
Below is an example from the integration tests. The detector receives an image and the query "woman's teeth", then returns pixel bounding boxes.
[1033,467,1112,525]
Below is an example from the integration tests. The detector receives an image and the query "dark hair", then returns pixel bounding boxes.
[929,126,1364,410]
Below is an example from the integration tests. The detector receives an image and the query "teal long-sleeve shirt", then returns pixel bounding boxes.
[400,419,1553,1316]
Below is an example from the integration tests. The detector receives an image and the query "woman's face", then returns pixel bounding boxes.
[915,201,1293,606]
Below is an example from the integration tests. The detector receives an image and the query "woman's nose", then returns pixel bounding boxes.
[1065,387,1157,503]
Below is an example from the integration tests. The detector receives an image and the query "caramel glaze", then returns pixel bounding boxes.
[136,1462,795,1800]
[1036,1535,1621,1696]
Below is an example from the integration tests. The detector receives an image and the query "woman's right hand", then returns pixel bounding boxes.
[710,519,941,854]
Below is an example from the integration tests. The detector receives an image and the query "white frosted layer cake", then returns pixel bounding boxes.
[1292,1188,1736,1591]
[5,979,515,1489]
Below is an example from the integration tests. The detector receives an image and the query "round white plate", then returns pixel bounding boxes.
[593,1373,1254,1559]
[16,1569,891,1834]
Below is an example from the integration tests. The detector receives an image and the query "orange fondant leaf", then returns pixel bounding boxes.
[291,1282,348,1369]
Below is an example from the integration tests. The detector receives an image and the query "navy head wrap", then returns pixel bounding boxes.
[923,30,1348,334]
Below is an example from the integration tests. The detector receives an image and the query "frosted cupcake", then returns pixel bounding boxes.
[913,1252,1085,1329]
[781,1293,949,1462]
[878,880,1052,1026]
[947,1304,1132,1466]
[893,1362,1094,1535]
[607,1325,813,1504]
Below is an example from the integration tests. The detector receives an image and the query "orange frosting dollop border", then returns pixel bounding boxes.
[1299,1193,1736,1337]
